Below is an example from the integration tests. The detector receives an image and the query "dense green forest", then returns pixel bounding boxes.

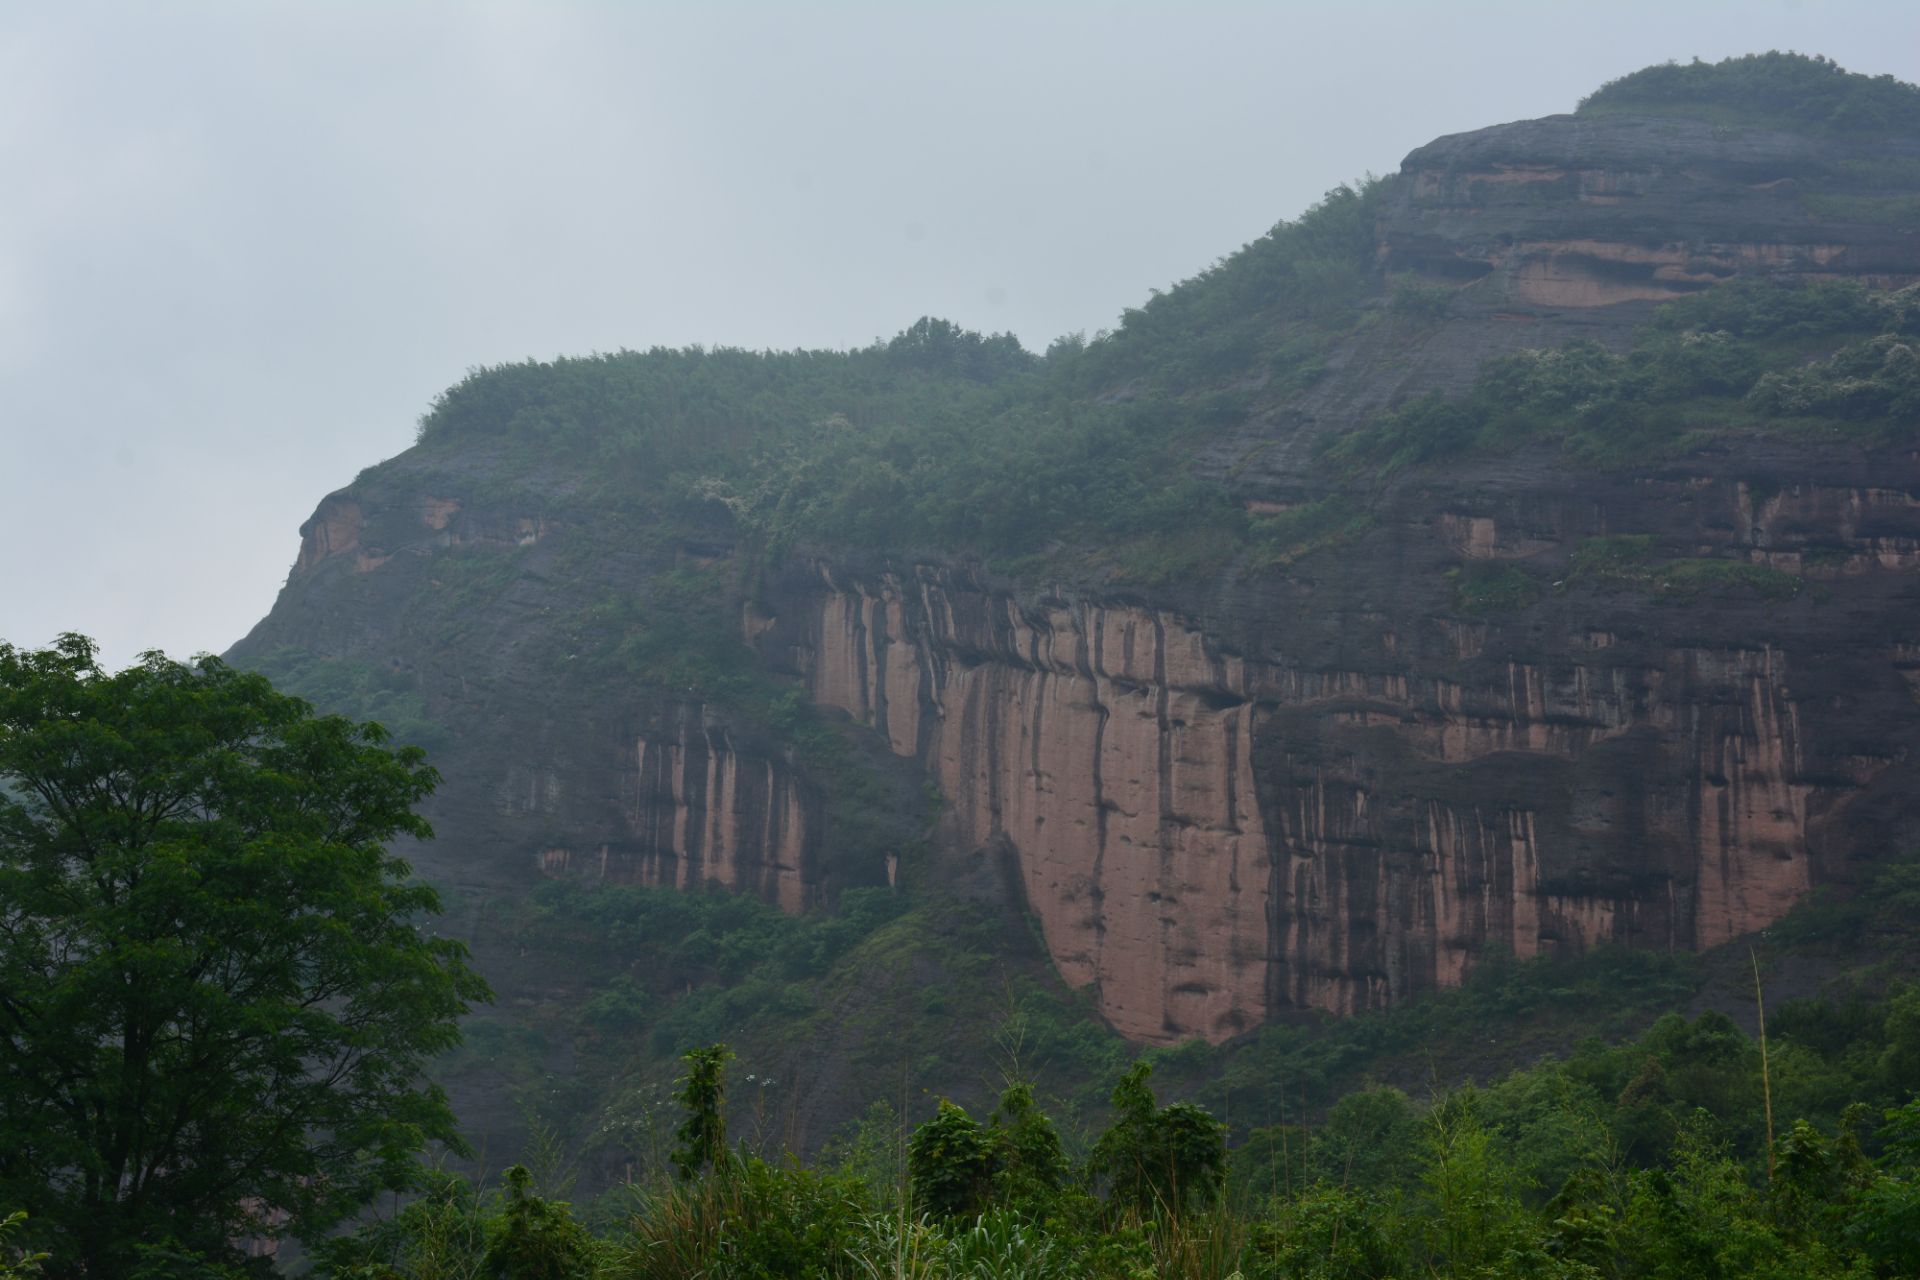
[405,180,1380,582]
[7,795,1918,1276]
[322,973,1920,1279]
[400,270,1920,591]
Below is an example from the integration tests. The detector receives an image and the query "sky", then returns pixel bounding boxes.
[4,0,1919,669]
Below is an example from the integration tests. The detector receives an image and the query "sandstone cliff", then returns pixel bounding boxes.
[738,454,1920,1043]
[231,90,1920,1098]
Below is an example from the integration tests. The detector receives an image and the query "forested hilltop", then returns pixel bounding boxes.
[405,174,1378,583]
[186,50,1920,1273]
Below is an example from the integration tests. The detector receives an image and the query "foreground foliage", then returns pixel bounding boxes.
[0,636,490,1275]
[316,1033,1920,1279]
[319,856,1920,1275]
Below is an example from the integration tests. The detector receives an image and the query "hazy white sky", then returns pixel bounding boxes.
[5,0,1918,668]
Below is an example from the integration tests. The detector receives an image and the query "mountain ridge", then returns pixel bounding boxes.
[228,51,1920,1161]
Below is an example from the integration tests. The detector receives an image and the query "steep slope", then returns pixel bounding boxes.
[230,54,1920,1149]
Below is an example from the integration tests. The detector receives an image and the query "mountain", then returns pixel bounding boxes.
[228,53,1920,1166]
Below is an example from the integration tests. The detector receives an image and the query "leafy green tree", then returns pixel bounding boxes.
[1620,1113,1785,1280]
[904,1083,1067,1221]
[1309,1086,1420,1191]
[480,1166,597,1280]
[1243,1184,1404,1280]
[1851,1096,1920,1275]
[1089,1062,1226,1218]
[821,1099,906,1203]
[1880,986,1920,1088]
[990,1081,1069,1212]
[1418,1096,1538,1277]
[670,1044,733,1181]
[908,1100,997,1220]
[0,635,490,1275]
[306,1169,490,1278]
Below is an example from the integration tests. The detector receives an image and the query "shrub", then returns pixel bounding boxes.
[1451,563,1542,615]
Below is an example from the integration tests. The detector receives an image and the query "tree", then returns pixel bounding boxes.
[480,1166,598,1280]
[0,635,490,1275]
[904,1083,1069,1221]
[989,1081,1067,1211]
[1089,1062,1225,1218]
[907,1100,997,1220]
[670,1044,733,1182]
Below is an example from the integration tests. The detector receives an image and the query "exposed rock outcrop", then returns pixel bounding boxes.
[1207,111,1920,492]
[535,709,818,913]
[755,571,1272,1041]
[1383,113,1920,306]
[744,450,1920,1043]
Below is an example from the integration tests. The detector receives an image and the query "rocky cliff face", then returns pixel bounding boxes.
[752,569,1273,1042]
[744,449,1920,1043]
[535,710,818,914]
[1383,113,1920,307]
[1208,111,1920,492]
[233,104,1920,1063]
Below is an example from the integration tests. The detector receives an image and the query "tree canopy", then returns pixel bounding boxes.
[0,635,490,1275]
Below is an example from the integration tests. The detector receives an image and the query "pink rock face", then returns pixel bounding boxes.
[295,490,553,577]
[755,559,1884,1045]
[419,496,462,530]
[794,568,1269,1043]
[625,727,812,913]
[1501,239,1856,309]
[296,496,362,571]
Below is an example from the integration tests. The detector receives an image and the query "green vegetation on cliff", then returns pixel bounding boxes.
[1579,51,1920,136]
[247,645,449,749]
[410,182,1382,580]
[400,188,1918,592]
[1567,536,1804,601]
[1329,279,1920,473]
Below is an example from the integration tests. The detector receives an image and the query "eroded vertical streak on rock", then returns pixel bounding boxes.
[756,552,1890,1044]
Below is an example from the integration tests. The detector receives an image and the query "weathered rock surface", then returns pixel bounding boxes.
[744,446,1920,1042]
[536,708,818,914]
[1385,114,1920,301]
[1209,112,1920,490]
[231,105,1920,1061]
